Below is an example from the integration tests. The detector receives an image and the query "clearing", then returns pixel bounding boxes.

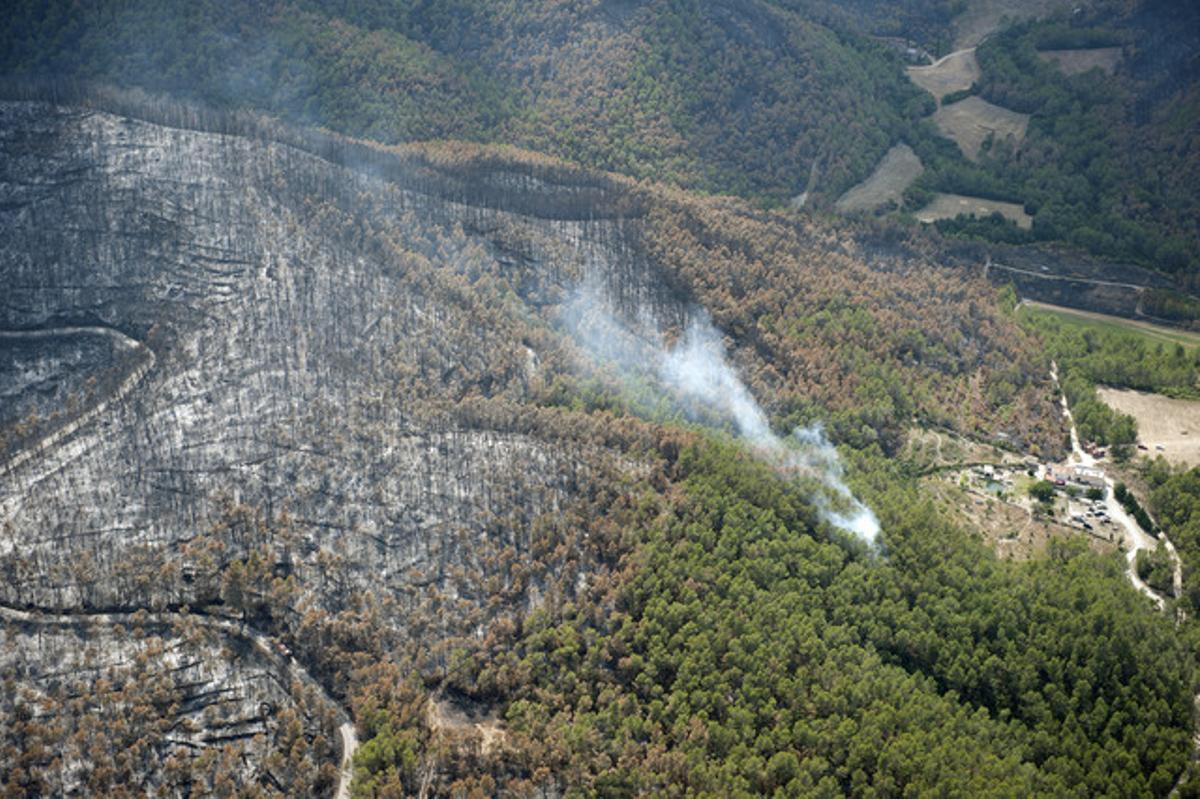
[901,426,1032,471]
[1038,47,1123,76]
[903,429,1118,561]
[932,96,1029,161]
[427,696,506,757]
[1018,301,1200,350]
[906,49,981,104]
[925,471,1116,560]
[915,193,1032,229]
[1098,388,1200,466]
[835,144,925,213]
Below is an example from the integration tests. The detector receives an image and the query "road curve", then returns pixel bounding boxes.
[910,46,977,72]
[0,601,356,797]
[0,326,156,475]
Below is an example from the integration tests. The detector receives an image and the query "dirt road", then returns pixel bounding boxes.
[1050,362,1179,608]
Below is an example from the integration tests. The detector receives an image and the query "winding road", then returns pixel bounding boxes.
[1,327,360,794]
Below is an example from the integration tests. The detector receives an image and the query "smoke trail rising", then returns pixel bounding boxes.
[561,285,880,545]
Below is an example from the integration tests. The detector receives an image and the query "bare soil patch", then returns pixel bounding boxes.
[1038,47,1123,75]
[933,96,1029,161]
[906,49,981,103]
[835,144,925,213]
[427,697,507,757]
[915,193,1032,229]
[1098,387,1200,466]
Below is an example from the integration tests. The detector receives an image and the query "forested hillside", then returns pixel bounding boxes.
[0,0,929,203]
[4,90,1193,796]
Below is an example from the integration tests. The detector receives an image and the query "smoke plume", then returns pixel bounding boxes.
[561,285,880,545]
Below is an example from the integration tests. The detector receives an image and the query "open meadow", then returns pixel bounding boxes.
[835,143,925,213]
[916,192,1032,228]
[906,49,981,103]
[1039,47,1124,76]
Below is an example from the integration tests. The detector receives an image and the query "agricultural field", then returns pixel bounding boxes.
[834,143,925,213]
[1038,47,1124,76]
[915,192,1032,228]
[1019,302,1200,350]
[1098,388,1200,466]
[906,48,981,104]
[932,95,1029,160]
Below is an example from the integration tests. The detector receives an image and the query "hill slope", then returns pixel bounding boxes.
[1,91,1194,796]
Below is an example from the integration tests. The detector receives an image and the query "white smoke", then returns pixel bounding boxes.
[561,285,880,546]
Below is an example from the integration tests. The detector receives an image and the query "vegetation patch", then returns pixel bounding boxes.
[950,0,1081,49]
[1020,303,1200,454]
[1020,302,1200,352]
[1037,46,1123,76]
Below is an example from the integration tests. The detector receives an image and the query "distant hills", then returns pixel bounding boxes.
[3,0,1197,278]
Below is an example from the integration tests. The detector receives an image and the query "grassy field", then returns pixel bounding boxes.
[1018,301,1200,349]
[933,96,1030,161]
[1038,47,1123,76]
[915,192,1032,228]
[834,143,925,213]
[906,49,981,104]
